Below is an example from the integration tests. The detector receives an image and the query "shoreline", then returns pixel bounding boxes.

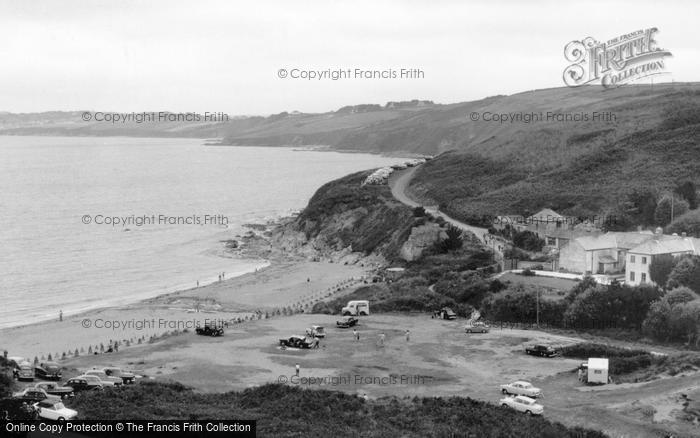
[0,221,371,361]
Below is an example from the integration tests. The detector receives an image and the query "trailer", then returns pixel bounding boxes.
[585,358,609,384]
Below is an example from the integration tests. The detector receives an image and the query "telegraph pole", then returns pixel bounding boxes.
[536,288,540,328]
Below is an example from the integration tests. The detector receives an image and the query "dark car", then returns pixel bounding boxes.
[196,323,224,336]
[34,382,74,399]
[12,388,61,404]
[34,362,62,380]
[65,377,103,392]
[279,336,313,349]
[336,317,358,328]
[102,367,136,384]
[525,344,558,357]
[433,307,457,320]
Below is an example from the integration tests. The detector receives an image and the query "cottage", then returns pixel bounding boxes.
[626,232,700,286]
[558,231,653,275]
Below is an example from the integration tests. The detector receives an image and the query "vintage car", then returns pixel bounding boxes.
[499,395,544,416]
[196,323,224,336]
[279,335,314,349]
[84,369,123,386]
[34,362,62,380]
[102,367,136,384]
[65,377,103,392]
[499,381,542,397]
[433,307,457,320]
[33,400,78,422]
[12,388,61,404]
[34,382,74,399]
[11,361,34,381]
[525,344,558,357]
[336,317,359,328]
[464,322,490,333]
[305,325,326,338]
[77,374,116,388]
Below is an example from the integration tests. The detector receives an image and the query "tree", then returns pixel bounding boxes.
[436,225,463,252]
[674,180,698,209]
[666,208,700,238]
[649,254,677,288]
[642,299,672,341]
[669,300,700,345]
[623,189,658,226]
[654,193,689,226]
[666,256,700,294]
[664,286,699,306]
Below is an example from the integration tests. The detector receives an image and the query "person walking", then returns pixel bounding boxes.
[295,363,300,377]
[353,329,359,341]
[405,329,410,342]
[378,332,385,347]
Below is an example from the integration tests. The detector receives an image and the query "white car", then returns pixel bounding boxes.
[77,374,116,387]
[499,381,542,397]
[33,400,78,422]
[84,369,123,386]
[499,395,544,416]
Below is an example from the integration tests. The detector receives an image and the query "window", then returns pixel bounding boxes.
[641,273,647,283]
[630,255,635,263]
[630,271,635,281]
[642,257,647,264]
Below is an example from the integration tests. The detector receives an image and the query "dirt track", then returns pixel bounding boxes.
[54,313,700,438]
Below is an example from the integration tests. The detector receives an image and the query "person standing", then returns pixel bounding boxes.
[59,310,63,322]
[378,332,385,347]
[353,328,359,341]
[295,363,300,377]
[405,329,410,342]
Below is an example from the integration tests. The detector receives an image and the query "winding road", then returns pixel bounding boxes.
[389,166,489,238]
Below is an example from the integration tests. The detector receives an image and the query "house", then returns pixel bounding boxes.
[558,231,653,274]
[625,232,700,286]
[494,208,603,249]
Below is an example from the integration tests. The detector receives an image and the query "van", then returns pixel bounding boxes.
[341,300,370,316]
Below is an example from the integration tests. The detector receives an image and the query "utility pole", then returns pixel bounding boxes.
[536,288,540,328]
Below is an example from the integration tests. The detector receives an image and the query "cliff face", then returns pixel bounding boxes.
[276,170,418,263]
[399,223,445,262]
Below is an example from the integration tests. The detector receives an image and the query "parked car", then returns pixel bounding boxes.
[464,322,490,333]
[433,307,457,320]
[83,370,123,386]
[525,344,558,357]
[305,325,326,338]
[196,323,224,336]
[34,382,74,399]
[65,377,103,392]
[102,367,136,384]
[12,388,61,404]
[500,381,542,397]
[336,317,358,328]
[77,374,116,388]
[11,361,34,381]
[33,400,78,422]
[34,362,62,380]
[279,335,314,349]
[499,395,544,415]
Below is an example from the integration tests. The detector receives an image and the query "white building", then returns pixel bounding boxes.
[626,233,700,286]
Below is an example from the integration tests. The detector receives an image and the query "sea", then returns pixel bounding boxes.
[0,136,402,329]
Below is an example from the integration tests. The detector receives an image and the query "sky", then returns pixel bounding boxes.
[1,0,698,114]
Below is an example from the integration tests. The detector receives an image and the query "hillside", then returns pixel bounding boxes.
[404,85,700,223]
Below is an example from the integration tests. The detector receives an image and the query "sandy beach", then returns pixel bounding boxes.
[0,232,369,361]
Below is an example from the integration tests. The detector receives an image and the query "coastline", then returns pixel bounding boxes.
[0,220,371,361]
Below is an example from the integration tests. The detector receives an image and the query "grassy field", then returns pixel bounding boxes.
[499,272,578,297]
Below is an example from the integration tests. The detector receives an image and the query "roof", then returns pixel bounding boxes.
[575,232,654,251]
[588,358,609,369]
[598,255,618,264]
[629,237,700,256]
[527,208,564,223]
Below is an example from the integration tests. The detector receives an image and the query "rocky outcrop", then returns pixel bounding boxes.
[399,223,445,261]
